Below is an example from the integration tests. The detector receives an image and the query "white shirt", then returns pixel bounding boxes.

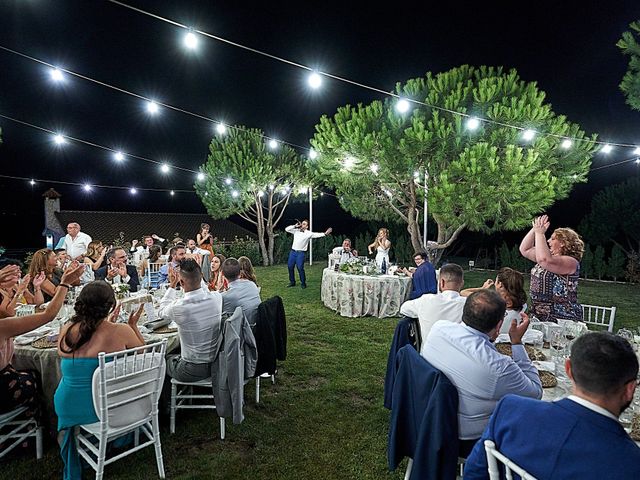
[158,286,223,364]
[285,225,325,251]
[567,395,619,422]
[423,320,543,439]
[187,247,210,256]
[63,231,92,259]
[399,290,467,353]
[332,246,356,263]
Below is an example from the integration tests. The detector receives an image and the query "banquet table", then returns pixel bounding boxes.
[321,268,412,318]
[12,299,181,431]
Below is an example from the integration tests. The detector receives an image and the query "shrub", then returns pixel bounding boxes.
[593,245,606,280]
[216,236,261,265]
[607,245,626,281]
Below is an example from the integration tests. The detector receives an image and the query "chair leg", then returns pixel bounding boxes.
[152,416,166,479]
[96,433,108,480]
[220,417,225,440]
[170,382,177,434]
[134,427,140,447]
[404,458,413,480]
[255,376,260,404]
[36,426,43,460]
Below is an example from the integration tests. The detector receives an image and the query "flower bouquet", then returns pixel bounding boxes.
[112,283,130,300]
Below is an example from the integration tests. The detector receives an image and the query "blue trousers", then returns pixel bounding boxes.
[287,250,306,285]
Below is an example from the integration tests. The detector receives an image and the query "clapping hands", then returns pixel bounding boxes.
[532,215,550,235]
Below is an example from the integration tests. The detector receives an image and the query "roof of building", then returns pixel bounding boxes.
[54,210,255,244]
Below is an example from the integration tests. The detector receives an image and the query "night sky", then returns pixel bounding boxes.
[1,0,640,249]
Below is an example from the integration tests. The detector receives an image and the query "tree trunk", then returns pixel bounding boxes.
[267,232,275,265]
[254,195,269,266]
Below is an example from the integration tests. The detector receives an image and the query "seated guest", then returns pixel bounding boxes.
[27,248,60,301]
[158,259,223,381]
[238,256,258,286]
[130,234,167,265]
[1,263,83,421]
[62,222,92,261]
[83,241,107,271]
[55,248,70,270]
[208,254,228,292]
[221,258,261,326]
[186,239,210,256]
[55,280,145,479]
[158,245,187,284]
[0,259,45,315]
[423,290,542,457]
[403,251,437,299]
[464,332,640,479]
[95,247,140,292]
[462,267,528,335]
[399,263,466,349]
[138,245,164,289]
[332,238,358,264]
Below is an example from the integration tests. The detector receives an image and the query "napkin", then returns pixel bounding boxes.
[14,326,54,345]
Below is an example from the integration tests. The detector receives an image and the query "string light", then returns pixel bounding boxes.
[146,100,159,114]
[184,30,198,50]
[634,147,640,155]
[170,190,175,196]
[29,179,36,185]
[308,72,322,89]
[225,177,232,185]
[161,163,170,173]
[343,156,355,170]
[83,184,92,192]
[466,117,480,130]
[269,184,274,191]
[53,134,66,145]
[370,163,379,174]
[395,98,410,114]
[216,123,227,134]
[231,190,239,198]
[308,148,318,160]
[268,139,279,149]
[636,159,640,165]
[50,67,64,82]
[521,129,536,142]
[601,144,613,154]
[197,172,205,181]
[258,190,264,197]
[561,139,573,149]
[114,151,125,161]
[130,187,137,194]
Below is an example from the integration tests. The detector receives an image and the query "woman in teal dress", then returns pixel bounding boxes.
[54,281,145,480]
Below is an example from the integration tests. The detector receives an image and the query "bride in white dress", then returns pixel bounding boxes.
[368,228,391,268]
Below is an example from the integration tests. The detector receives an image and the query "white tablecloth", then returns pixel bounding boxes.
[321,268,411,318]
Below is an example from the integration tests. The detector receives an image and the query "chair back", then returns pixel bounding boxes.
[581,304,616,332]
[484,439,538,480]
[147,262,164,289]
[92,340,167,429]
[328,253,340,268]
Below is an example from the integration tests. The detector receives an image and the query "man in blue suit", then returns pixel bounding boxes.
[464,332,640,479]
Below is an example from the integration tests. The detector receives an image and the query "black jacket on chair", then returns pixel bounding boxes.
[253,296,287,376]
[383,316,421,410]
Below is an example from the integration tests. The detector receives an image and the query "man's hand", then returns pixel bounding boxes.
[0,265,21,284]
[509,312,530,345]
[128,304,145,326]
[117,264,127,278]
[107,266,118,280]
[168,266,180,289]
[325,227,333,235]
[60,261,85,285]
[132,239,139,247]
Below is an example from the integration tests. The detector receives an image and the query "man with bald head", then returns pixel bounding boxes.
[62,222,92,260]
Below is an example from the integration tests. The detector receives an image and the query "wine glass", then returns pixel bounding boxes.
[549,327,567,364]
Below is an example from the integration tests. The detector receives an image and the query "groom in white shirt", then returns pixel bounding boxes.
[285,220,332,288]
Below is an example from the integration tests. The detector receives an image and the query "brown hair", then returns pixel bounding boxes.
[553,228,584,261]
[211,254,226,273]
[28,248,55,282]
[85,241,102,260]
[238,256,258,285]
[496,267,527,311]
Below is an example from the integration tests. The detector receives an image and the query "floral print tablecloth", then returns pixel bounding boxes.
[321,268,412,318]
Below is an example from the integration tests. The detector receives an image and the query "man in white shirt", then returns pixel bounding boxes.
[399,263,466,352]
[186,239,209,256]
[332,238,358,264]
[464,332,640,479]
[62,222,92,260]
[423,289,542,457]
[158,258,223,382]
[285,220,332,288]
[130,234,166,265]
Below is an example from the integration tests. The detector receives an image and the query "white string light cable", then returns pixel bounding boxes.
[106,0,640,152]
[590,155,640,171]
[0,173,194,195]
[0,44,308,153]
[0,113,202,177]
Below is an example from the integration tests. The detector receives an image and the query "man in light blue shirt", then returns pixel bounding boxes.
[221,258,261,326]
[423,289,542,457]
[158,245,186,285]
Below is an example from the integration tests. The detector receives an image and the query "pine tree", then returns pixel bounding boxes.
[607,245,627,281]
[593,246,606,280]
[581,244,594,279]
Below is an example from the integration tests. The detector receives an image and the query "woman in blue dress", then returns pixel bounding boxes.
[55,281,145,479]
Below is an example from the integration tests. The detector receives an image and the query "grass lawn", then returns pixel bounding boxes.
[3,265,638,479]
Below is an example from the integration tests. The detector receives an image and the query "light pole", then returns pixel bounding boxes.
[309,186,313,265]
[423,171,428,248]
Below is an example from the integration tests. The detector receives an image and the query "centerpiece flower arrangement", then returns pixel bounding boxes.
[339,257,379,275]
[111,283,130,299]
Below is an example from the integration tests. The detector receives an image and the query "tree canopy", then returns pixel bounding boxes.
[195,127,311,265]
[311,65,597,255]
[618,20,640,111]
[579,177,640,254]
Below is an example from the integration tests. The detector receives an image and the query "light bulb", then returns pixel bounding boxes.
[308,72,322,89]
[466,117,480,130]
[395,98,410,114]
[216,123,227,134]
[522,129,536,141]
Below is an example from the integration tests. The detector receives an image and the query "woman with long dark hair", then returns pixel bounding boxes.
[27,248,59,301]
[208,254,228,292]
[54,280,145,479]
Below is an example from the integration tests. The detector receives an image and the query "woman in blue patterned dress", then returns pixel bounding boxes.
[519,215,584,322]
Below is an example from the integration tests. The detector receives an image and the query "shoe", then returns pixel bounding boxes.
[287,283,296,287]
[301,284,307,289]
